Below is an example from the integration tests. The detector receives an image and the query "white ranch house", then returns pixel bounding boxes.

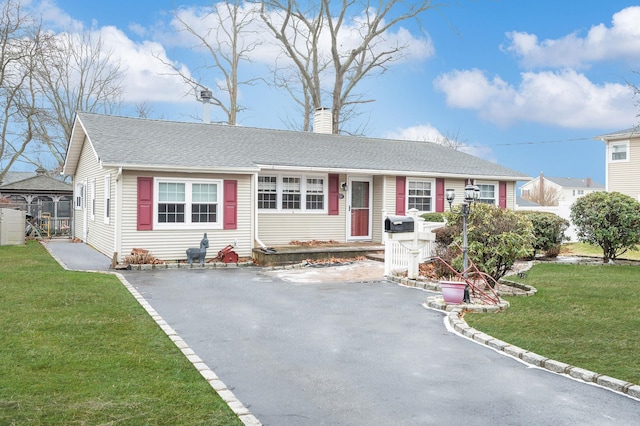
[62,112,529,263]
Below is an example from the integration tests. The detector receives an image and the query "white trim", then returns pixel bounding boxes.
[257,172,329,214]
[347,175,373,241]
[104,174,111,225]
[608,140,629,163]
[476,180,499,205]
[406,177,436,214]
[74,182,85,211]
[153,177,224,230]
[90,179,96,221]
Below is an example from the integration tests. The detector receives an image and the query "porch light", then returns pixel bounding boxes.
[445,188,455,208]
[446,182,481,301]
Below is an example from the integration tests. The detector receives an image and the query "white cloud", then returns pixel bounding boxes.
[434,68,635,129]
[166,4,434,68]
[97,26,192,103]
[384,124,496,162]
[503,6,640,68]
[384,124,443,142]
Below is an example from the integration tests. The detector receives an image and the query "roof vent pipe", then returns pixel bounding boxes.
[200,90,212,124]
[313,107,332,134]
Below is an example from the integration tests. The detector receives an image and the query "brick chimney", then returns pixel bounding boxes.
[586,177,592,187]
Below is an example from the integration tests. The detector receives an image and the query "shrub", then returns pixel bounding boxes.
[444,203,534,282]
[517,211,569,257]
[570,191,640,262]
[420,212,445,222]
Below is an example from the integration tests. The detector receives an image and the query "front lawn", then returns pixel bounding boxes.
[0,241,241,425]
[466,263,640,385]
[561,242,640,261]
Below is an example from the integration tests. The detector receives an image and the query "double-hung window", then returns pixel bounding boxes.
[75,182,85,210]
[258,176,277,209]
[477,183,497,205]
[407,179,433,212]
[610,142,629,162]
[155,179,222,229]
[282,177,301,209]
[104,175,111,224]
[258,174,327,212]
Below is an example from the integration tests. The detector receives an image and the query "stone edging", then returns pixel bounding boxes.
[441,307,640,401]
[389,272,640,400]
[128,261,254,270]
[40,242,262,426]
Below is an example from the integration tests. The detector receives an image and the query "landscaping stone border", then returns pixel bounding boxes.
[128,260,254,270]
[389,272,640,401]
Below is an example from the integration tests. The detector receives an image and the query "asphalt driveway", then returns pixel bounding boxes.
[121,266,640,426]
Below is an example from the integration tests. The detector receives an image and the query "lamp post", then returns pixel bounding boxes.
[445,184,480,278]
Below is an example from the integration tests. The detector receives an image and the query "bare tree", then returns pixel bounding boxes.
[0,0,50,182]
[522,178,560,206]
[35,30,124,167]
[260,0,442,134]
[160,1,263,125]
[433,128,466,150]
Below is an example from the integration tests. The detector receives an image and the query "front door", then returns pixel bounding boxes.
[348,177,372,240]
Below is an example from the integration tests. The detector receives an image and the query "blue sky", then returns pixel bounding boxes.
[18,1,640,187]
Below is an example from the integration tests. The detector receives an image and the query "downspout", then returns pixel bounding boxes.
[251,173,267,249]
[113,167,122,263]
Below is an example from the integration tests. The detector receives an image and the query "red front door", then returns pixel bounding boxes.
[350,180,370,238]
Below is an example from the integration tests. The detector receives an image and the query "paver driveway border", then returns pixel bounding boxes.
[42,240,640,425]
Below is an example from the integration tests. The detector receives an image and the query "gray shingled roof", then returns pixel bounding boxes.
[545,177,604,189]
[516,197,541,207]
[0,173,72,192]
[596,127,640,140]
[0,171,33,186]
[71,112,528,180]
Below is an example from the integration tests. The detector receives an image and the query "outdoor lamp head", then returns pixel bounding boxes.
[445,188,455,205]
[464,184,476,203]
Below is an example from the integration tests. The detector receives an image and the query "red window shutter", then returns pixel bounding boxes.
[137,177,153,231]
[499,181,507,209]
[395,176,406,215]
[435,178,445,212]
[224,180,237,229]
[328,174,339,215]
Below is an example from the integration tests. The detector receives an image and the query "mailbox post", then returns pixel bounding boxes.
[384,209,434,279]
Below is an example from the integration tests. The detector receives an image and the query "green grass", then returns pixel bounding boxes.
[561,242,640,261]
[0,241,241,425]
[466,263,640,385]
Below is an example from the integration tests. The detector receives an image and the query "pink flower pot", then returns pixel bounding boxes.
[440,280,466,304]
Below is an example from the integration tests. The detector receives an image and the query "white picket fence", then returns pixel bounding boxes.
[383,218,442,277]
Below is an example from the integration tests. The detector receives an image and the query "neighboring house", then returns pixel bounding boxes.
[520,172,604,206]
[0,167,73,222]
[62,112,529,262]
[597,127,640,200]
[517,173,604,242]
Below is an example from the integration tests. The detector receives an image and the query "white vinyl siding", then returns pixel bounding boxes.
[607,138,640,199]
[71,138,115,257]
[119,172,252,261]
[90,179,96,221]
